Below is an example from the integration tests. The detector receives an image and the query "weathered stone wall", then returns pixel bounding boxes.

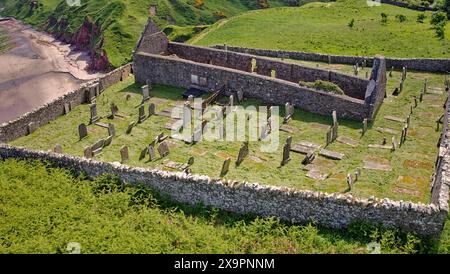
[135,19,168,55]
[134,52,370,120]
[381,0,436,11]
[0,143,447,237]
[365,57,387,119]
[0,64,133,143]
[213,45,450,73]
[168,43,369,100]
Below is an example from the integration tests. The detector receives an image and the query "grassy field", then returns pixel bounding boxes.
[0,0,315,67]
[1,158,443,254]
[192,0,450,58]
[10,61,448,203]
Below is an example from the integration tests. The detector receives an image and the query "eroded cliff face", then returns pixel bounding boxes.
[47,16,110,71]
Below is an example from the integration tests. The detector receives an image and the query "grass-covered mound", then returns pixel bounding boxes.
[299,80,346,95]
[0,158,440,254]
[193,0,450,58]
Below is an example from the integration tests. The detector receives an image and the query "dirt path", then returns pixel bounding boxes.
[0,18,105,124]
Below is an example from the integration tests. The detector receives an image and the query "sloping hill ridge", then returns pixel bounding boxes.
[0,0,327,70]
[193,0,450,58]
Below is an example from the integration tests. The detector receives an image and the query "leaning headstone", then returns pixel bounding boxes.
[89,103,99,124]
[27,122,38,135]
[236,141,249,166]
[78,123,88,140]
[157,141,170,158]
[108,123,116,137]
[139,147,148,161]
[110,103,119,117]
[326,127,332,146]
[221,157,231,176]
[148,145,156,161]
[347,174,353,190]
[126,122,136,134]
[142,85,150,102]
[83,146,93,158]
[53,144,63,154]
[301,152,315,165]
[120,146,129,163]
[104,135,113,147]
[183,102,192,129]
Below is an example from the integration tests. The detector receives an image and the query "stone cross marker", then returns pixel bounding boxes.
[157,141,170,158]
[108,123,116,137]
[236,141,249,166]
[142,85,150,102]
[53,144,63,154]
[78,123,88,140]
[221,157,231,176]
[138,105,147,123]
[89,103,99,124]
[120,146,129,163]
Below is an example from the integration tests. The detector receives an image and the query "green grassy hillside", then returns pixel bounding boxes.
[0,0,323,67]
[1,158,444,254]
[193,0,450,58]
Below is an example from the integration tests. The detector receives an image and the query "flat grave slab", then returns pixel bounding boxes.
[151,98,169,104]
[215,151,232,159]
[291,141,321,154]
[279,125,297,134]
[94,122,109,128]
[363,160,392,171]
[310,123,330,130]
[368,144,392,150]
[306,169,329,181]
[384,115,406,123]
[336,136,358,147]
[403,159,433,170]
[376,127,400,135]
[155,109,174,118]
[249,155,266,163]
[319,149,345,160]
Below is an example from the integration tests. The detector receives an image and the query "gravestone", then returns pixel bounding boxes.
[355,168,361,182]
[362,118,368,136]
[365,71,369,79]
[126,122,136,134]
[53,144,62,154]
[389,66,394,77]
[347,174,353,190]
[284,102,294,124]
[142,85,150,102]
[193,127,202,143]
[108,123,116,137]
[221,157,231,176]
[104,135,113,147]
[148,145,156,161]
[424,79,428,93]
[281,136,292,166]
[157,141,170,158]
[92,139,104,153]
[301,153,315,165]
[120,146,129,163]
[148,103,156,117]
[188,95,194,104]
[64,103,71,115]
[319,149,345,160]
[260,125,268,140]
[27,122,38,135]
[183,102,192,129]
[236,141,249,166]
[419,92,424,102]
[399,80,404,94]
[326,127,332,146]
[125,94,131,101]
[78,123,88,140]
[139,147,148,161]
[89,103,99,124]
[229,95,234,107]
[110,103,119,117]
[138,105,147,123]
[83,146,93,158]
[237,90,244,102]
[392,136,398,151]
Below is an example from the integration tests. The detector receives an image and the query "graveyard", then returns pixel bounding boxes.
[10,60,448,204]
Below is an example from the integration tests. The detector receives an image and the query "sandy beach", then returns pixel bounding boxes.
[0,18,104,124]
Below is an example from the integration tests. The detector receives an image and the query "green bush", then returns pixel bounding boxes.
[381,13,388,24]
[417,13,426,23]
[396,14,407,22]
[348,18,355,28]
[299,80,346,95]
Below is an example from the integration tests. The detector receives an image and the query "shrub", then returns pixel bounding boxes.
[258,0,270,9]
[431,12,448,26]
[381,13,388,24]
[194,0,204,9]
[348,18,355,28]
[417,13,426,23]
[214,11,227,19]
[299,80,345,95]
[396,14,407,22]
[435,24,446,39]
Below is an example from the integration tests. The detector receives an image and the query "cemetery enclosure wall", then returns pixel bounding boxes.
[134,52,370,121]
[0,143,447,237]
[0,64,133,143]
[168,43,369,100]
[213,45,450,73]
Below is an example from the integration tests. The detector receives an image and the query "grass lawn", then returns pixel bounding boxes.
[192,0,450,58]
[10,61,448,204]
[0,158,435,254]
